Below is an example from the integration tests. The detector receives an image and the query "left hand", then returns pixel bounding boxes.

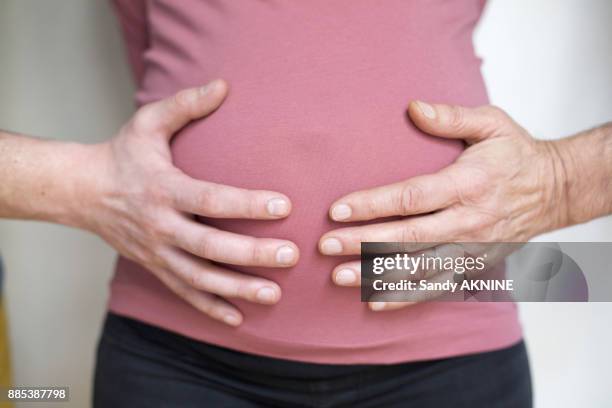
[318,101,565,311]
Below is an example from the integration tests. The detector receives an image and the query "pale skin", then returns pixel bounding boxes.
[322,101,612,311]
[1,79,611,323]
[0,80,300,327]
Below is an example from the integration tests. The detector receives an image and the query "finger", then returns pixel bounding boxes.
[319,211,460,256]
[329,169,460,222]
[334,257,430,289]
[172,216,299,267]
[408,102,511,144]
[368,269,456,311]
[150,264,243,326]
[332,261,362,287]
[134,79,229,137]
[169,175,292,219]
[369,301,416,311]
[163,248,282,305]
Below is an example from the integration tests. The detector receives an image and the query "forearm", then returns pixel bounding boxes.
[0,130,104,227]
[547,122,612,229]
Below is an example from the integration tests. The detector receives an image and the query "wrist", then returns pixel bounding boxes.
[538,126,612,231]
[535,139,572,233]
[55,142,114,231]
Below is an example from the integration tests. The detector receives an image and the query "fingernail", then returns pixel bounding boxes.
[223,314,241,326]
[416,101,436,119]
[335,269,357,285]
[370,302,386,311]
[331,204,352,221]
[321,238,343,255]
[256,287,277,303]
[200,80,219,95]
[267,198,289,217]
[275,245,296,265]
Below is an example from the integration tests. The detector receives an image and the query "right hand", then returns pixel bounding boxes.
[79,79,298,326]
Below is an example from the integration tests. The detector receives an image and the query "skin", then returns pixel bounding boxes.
[321,101,612,311]
[0,79,299,327]
[1,80,610,323]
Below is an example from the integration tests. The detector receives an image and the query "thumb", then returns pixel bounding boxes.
[408,101,510,144]
[132,79,229,139]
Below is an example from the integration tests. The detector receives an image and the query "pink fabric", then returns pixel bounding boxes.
[110,0,521,364]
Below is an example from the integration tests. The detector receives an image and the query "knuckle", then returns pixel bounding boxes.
[246,239,265,265]
[447,106,466,132]
[413,260,428,280]
[232,279,251,300]
[363,197,379,218]
[197,189,222,215]
[206,298,228,320]
[173,90,191,109]
[132,105,156,132]
[484,104,507,119]
[147,182,171,203]
[151,218,176,241]
[148,249,168,269]
[399,224,420,243]
[461,169,489,199]
[173,90,198,115]
[196,235,212,259]
[246,195,262,218]
[483,105,510,131]
[143,183,173,209]
[196,298,215,316]
[398,183,423,215]
[185,269,201,288]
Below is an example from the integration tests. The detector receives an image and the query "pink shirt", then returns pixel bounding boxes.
[110,0,521,364]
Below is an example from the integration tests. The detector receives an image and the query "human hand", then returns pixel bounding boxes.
[76,80,299,325]
[319,102,563,311]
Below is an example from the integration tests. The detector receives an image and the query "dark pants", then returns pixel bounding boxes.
[94,313,532,408]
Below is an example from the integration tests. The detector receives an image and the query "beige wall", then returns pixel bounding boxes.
[0,1,133,407]
[0,1,610,407]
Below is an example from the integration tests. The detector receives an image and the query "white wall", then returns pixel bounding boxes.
[0,1,610,407]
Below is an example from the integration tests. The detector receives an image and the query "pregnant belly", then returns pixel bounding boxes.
[169,85,465,343]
